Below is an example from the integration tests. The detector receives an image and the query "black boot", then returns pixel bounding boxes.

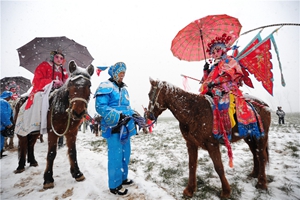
[110,185,128,196]
[0,149,7,159]
[40,134,44,143]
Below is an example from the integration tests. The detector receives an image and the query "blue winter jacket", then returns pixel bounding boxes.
[94,79,137,138]
[0,98,13,131]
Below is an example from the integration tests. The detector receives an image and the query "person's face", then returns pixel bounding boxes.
[117,71,125,83]
[53,54,64,65]
[10,88,16,93]
[211,47,223,59]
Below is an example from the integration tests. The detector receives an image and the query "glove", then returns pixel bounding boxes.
[119,113,127,121]
[118,113,131,126]
[207,82,215,88]
[132,113,139,118]
[203,62,210,70]
[1,124,15,138]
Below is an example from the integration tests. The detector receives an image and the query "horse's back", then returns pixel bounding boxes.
[244,93,271,132]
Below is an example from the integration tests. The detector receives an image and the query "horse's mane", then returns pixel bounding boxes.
[158,80,203,100]
[50,85,69,113]
[158,80,268,111]
[49,68,92,113]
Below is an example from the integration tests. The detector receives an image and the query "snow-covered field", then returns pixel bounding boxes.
[1,112,299,200]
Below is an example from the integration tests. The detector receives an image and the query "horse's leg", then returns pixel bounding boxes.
[244,137,259,178]
[255,138,268,190]
[183,141,198,197]
[43,132,58,189]
[8,135,14,149]
[65,133,85,181]
[27,133,39,167]
[206,143,231,198]
[14,135,27,173]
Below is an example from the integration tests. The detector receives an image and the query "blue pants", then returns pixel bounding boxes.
[0,134,5,151]
[106,133,131,189]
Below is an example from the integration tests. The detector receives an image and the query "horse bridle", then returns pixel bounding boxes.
[51,75,91,137]
[149,84,167,113]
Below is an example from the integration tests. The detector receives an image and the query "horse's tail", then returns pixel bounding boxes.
[266,143,269,164]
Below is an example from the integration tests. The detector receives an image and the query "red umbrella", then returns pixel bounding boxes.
[171,14,242,62]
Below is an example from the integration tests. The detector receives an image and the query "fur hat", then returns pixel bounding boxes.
[0,91,13,99]
[108,62,126,82]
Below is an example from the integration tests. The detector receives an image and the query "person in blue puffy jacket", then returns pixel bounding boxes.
[95,62,137,196]
[0,91,14,158]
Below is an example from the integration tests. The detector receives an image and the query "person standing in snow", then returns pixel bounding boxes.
[276,106,285,125]
[4,83,19,149]
[0,91,14,158]
[94,62,137,196]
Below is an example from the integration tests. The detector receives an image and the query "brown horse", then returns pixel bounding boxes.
[14,61,94,189]
[147,78,270,198]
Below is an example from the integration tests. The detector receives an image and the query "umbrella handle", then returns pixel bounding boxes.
[200,29,207,62]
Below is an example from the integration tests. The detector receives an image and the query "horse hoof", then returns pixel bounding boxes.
[255,183,268,190]
[43,182,54,189]
[30,162,38,167]
[75,175,85,182]
[183,187,194,198]
[14,168,25,174]
[220,191,231,199]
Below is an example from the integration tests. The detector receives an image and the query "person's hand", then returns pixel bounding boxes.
[203,62,210,70]
[6,124,13,129]
[53,80,63,88]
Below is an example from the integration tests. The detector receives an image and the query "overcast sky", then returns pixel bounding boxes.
[1,0,299,117]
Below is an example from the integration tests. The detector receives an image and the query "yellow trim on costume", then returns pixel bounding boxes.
[228,93,236,128]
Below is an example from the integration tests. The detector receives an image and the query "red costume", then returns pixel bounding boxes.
[200,34,264,167]
[25,61,68,109]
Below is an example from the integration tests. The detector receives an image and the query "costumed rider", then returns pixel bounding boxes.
[15,50,69,137]
[200,33,264,166]
[94,62,138,196]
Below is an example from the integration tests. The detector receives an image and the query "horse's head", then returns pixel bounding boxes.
[147,78,167,120]
[67,61,94,120]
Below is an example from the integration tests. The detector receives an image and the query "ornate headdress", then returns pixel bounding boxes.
[206,33,232,55]
[108,62,126,82]
[50,50,65,61]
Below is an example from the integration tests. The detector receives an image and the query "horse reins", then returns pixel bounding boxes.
[51,75,91,137]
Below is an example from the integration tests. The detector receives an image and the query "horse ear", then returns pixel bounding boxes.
[86,65,94,76]
[69,61,77,73]
[149,77,155,85]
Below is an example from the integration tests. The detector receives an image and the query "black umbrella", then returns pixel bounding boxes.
[0,76,31,95]
[17,36,94,73]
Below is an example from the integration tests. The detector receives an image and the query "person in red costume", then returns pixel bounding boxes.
[15,51,69,137]
[26,51,69,109]
[200,33,263,145]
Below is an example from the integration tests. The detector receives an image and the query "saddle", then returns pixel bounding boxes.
[205,93,265,141]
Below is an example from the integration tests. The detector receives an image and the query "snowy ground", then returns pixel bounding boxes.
[0,112,299,200]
